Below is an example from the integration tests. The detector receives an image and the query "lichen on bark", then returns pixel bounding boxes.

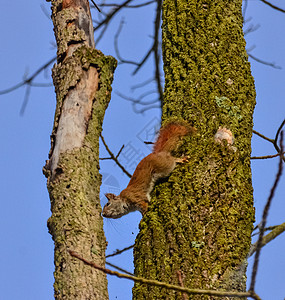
[46,1,117,299]
[46,48,116,298]
[133,1,255,299]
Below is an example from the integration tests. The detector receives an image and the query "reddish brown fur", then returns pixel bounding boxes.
[120,152,177,213]
[102,122,196,218]
[153,123,196,153]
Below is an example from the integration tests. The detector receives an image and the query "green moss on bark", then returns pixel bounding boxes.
[133,1,255,299]
[47,1,117,298]
[47,46,116,299]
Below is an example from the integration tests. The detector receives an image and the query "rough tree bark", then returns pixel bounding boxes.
[43,0,116,299]
[133,1,255,299]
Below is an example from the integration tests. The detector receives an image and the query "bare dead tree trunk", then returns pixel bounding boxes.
[133,1,256,299]
[43,0,116,299]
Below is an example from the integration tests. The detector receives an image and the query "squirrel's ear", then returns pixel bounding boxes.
[105,193,115,200]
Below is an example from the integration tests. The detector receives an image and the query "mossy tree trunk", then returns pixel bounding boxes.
[133,1,255,299]
[44,0,116,299]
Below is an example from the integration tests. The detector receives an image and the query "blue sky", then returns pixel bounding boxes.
[0,1,284,299]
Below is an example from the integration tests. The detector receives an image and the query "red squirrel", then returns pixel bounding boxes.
[102,122,196,219]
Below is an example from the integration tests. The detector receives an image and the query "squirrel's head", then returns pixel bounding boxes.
[102,193,131,219]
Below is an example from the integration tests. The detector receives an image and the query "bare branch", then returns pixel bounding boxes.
[116,91,160,113]
[106,261,133,276]
[274,119,285,152]
[153,0,163,102]
[20,85,32,116]
[132,47,153,75]
[100,1,155,9]
[113,1,164,113]
[131,78,155,91]
[104,0,163,112]
[68,250,262,300]
[133,104,161,114]
[251,152,285,160]
[248,53,281,69]
[114,18,140,66]
[242,0,248,18]
[249,222,285,257]
[116,145,125,159]
[249,132,284,292]
[116,90,159,105]
[244,23,260,36]
[253,122,285,161]
[106,244,134,258]
[131,0,163,78]
[29,82,53,87]
[95,22,109,44]
[93,0,134,32]
[0,56,56,95]
[40,3,52,19]
[89,0,101,12]
[100,133,132,178]
[252,129,274,143]
[259,0,285,13]
[252,224,279,236]
[244,16,253,25]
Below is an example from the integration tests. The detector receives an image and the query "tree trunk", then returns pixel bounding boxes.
[44,1,116,299]
[133,1,255,299]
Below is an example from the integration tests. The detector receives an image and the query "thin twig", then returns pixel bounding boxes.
[116,145,125,159]
[106,261,133,276]
[93,0,134,32]
[100,1,155,9]
[100,133,132,178]
[153,0,163,103]
[116,90,159,105]
[90,0,101,12]
[253,122,285,162]
[251,152,285,160]
[273,119,285,155]
[40,3,52,19]
[259,0,285,13]
[132,47,153,75]
[95,21,109,44]
[242,0,248,18]
[131,0,163,80]
[29,82,53,87]
[249,222,285,257]
[116,91,160,113]
[114,18,140,66]
[275,119,285,142]
[252,130,274,143]
[131,78,155,91]
[106,244,134,258]
[248,53,281,69]
[20,85,31,116]
[133,104,161,114]
[0,56,56,95]
[249,132,284,292]
[252,224,278,236]
[244,23,260,36]
[68,250,261,299]
[244,16,253,25]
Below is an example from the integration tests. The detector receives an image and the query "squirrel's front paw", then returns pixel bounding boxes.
[176,155,190,164]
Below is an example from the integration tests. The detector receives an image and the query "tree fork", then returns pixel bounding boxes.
[43,0,116,299]
[133,1,256,299]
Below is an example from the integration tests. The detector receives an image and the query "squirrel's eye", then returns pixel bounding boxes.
[106,202,111,206]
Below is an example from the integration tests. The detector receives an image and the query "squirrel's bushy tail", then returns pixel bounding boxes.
[153,122,196,153]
